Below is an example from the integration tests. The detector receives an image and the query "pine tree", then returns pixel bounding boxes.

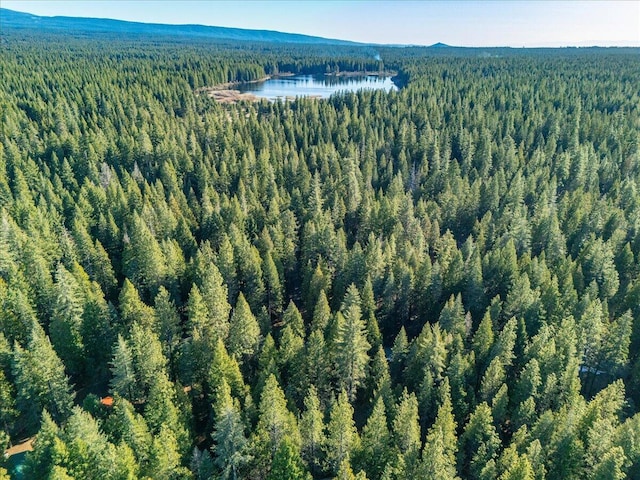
[336,457,367,480]
[267,437,310,480]
[325,390,359,475]
[109,335,137,401]
[263,251,284,320]
[63,406,139,479]
[122,212,167,299]
[78,275,114,388]
[104,396,152,474]
[144,371,189,455]
[299,385,326,477]
[216,235,238,303]
[392,388,421,478]
[128,322,167,400]
[187,283,214,385]
[23,410,64,479]
[148,425,188,479]
[458,402,500,480]
[49,264,85,378]
[212,380,250,480]
[496,442,535,480]
[282,300,305,338]
[390,327,409,380]
[303,328,332,406]
[421,379,459,480]
[208,339,246,409]
[336,286,371,401]
[439,294,468,340]
[153,286,181,373]
[306,263,331,317]
[251,374,300,476]
[0,368,16,434]
[198,262,232,341]
[255,334,280,400]
[118,278,156,331]
[355,395,392,479]
[13,326,74,429]
[472,311,494,376]
[311,290,332,334]
[227,292,261,362]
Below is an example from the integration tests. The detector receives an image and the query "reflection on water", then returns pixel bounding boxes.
[235,74,397,100]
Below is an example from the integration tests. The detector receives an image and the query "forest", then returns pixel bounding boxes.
[1,26,640,480]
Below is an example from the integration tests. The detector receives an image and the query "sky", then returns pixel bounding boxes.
[2,0,639,47]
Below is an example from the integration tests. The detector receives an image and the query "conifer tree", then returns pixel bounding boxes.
[227,292,261,362]
[198,262,232,341]
[154,286,181,372]
[13,326,74,429]
[22,410,62,479]
[212,380,250,480]
[299,385,326,476]
[105,396,152,473]
[355,395,392,479]
[267,437,310,480]
[336,286,371,401]
[118,278,156,331]
[325,390,359,475]
[109,335,137,401]
[49,264,85,378]
[263,250,284,320]
[311,290,332,334]
[458,402,500,480]
[122,212,167,298]
[421,379,459,480]
[251,374,300,476]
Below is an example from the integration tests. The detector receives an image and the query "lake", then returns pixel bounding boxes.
[235,74,398,100]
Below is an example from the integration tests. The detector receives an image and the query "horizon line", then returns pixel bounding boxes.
[1,6,639,49]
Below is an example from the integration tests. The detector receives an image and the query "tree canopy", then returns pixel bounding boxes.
[1,24,639,479]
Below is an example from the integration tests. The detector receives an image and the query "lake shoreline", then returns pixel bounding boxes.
[196,71,398,104]
[323,70,397,78]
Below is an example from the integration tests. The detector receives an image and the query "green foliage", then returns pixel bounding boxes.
[49,264,85,378]
[0,29,639,479]
[12,326,74,431]
[355,396,392,479]
[228,292,261,362]
[335,286,371,401]
[299,385,326,476]
[251,374,300,476]
[421,379,459,480]
[25,408,139,480]
[459,402,500,480]
[267,437,310,480]
[212,380,250,480]
[325,390,359,475]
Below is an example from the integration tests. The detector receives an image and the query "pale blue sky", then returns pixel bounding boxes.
[2,1,639,47]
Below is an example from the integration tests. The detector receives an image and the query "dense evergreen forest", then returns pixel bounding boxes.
[1,28,640,480]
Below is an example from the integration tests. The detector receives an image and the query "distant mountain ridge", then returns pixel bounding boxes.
[3,8,637,52]
[0,8,362,46]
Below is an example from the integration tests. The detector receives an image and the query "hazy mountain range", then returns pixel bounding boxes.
[0,8,366,46]
[2,8,637,53]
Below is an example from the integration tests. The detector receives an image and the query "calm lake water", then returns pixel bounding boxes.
[236,74,398,100]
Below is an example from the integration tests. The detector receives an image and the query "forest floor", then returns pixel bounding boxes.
[4,437,34,458]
